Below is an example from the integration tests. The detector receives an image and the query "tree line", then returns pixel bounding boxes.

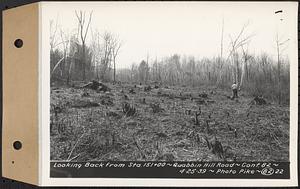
[50,11,122,85]
[118,53,289,104]
[50,11,289,104]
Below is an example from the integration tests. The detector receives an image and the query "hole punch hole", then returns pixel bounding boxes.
[14,39,23,48]
[12,161,14,164]
[13,141,22,150]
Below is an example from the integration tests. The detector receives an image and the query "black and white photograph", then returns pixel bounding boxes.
[44,1,297,183]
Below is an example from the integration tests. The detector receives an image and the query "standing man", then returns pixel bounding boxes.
[231,82,238,99]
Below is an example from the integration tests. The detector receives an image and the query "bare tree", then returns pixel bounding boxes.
[58,27,69,77]
[275,33,289,103]
[220,17,224,60]
[227,22,254,88]
[100,31,114,80]
[50,25,71,79]
[111,35,122,82]
[240,44,250,88]
[50,17,59,52]
[97,31,123,82]
[217,17,225,86]
[75,10,93,81]
[138,60,150,84]
[66,35,79,85]
[90,28,103,79]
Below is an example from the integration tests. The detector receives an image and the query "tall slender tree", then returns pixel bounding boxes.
[75,10,93,81]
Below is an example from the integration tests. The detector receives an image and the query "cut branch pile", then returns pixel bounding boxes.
[144,85,152,92]
[252,96,267,105]
[122,102,136,116]
[150,103,164,113]
[82,80,111,92]
[72,99,100,108]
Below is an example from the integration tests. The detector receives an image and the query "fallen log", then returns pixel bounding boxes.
[71,100,100,108]
[250,96,267,105]
[81,80,111,92]
[199,92,208,98]
[144,85,152,92]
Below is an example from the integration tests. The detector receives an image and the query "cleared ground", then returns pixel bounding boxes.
[50,82,289,162]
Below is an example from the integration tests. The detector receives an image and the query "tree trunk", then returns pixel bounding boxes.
[67,60,72,85]
[113,59,116,82]
[82,42,86,81]
[277,43,281,104]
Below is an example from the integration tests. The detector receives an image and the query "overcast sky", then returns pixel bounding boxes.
[43,2,298,68]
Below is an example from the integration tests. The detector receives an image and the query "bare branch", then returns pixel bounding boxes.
[83,11,93,41]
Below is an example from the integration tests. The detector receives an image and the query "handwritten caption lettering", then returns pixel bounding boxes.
[52,162,284,176]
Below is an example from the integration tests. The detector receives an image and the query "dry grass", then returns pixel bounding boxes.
[50,82,289,162]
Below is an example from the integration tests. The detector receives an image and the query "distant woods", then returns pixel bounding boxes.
[119,52,289,104]
[50,12,289,105]
[50,10,122,85]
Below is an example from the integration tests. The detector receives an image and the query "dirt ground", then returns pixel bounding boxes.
[50,82,289,162]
